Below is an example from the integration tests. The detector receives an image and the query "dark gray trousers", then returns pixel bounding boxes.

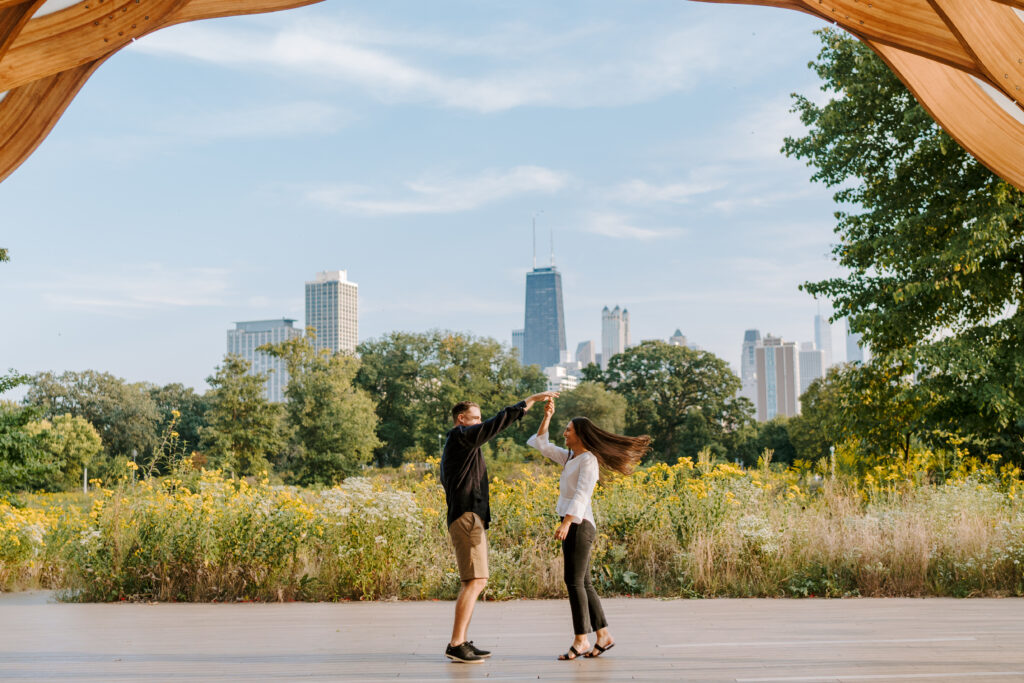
[562,519,608,635]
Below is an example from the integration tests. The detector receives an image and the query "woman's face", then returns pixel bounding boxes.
[563,421,580,451]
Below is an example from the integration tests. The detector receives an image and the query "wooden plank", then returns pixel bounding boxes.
[167,0,321,23]
[0,0,188,92]
[0,58,103,183]
[796,0,974,72]
[928,0,1024,108]
[0,0,44,61]
[694,0,1024,192]
[695,0,976,73]
[869,39,1024,190]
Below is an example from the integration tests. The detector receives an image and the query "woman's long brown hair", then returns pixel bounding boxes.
[570,417,651,475]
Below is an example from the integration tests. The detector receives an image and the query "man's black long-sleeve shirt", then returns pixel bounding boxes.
[440,401,527,530]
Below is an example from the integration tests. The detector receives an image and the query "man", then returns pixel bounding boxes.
[441,391,558,663]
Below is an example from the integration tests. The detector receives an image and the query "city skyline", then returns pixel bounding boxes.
[0,1,849,395]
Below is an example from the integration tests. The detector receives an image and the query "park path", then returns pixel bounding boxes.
[0,592,1022,681]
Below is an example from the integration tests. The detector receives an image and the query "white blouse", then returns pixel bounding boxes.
[526,432,600,527]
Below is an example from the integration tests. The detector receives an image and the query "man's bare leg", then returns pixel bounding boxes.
[450,578,487,646]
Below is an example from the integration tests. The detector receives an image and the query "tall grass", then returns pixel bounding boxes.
[1,454,1021,601]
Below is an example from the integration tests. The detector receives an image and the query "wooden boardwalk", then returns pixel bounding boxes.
[0,593,1022,681]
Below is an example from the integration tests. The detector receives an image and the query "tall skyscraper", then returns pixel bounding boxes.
[814,313,833,368]
[669,329,688,347]
[799,341,825,397]
[846,319,866,364]
[755,335,801,421]
[523,266,566,368]
[740,329,760,405]
[511,329,525,361]
[226,319,303,403]
[305,270,358,353]
[576,340,596,367]
[601,305,628,369]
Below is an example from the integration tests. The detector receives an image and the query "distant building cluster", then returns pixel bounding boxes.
[226,270,359,403]
[745,315,869,422]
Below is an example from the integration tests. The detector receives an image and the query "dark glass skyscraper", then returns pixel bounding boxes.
[523,266,566,368]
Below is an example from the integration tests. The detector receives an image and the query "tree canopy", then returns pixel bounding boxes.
[785,29,1024,459]
[599,341,753,462]
[200,355,285,476]
[26,370,160,466]
[262,336,380,484]
[356,330,546,465]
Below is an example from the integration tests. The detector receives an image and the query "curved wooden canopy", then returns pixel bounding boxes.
[0,0,321,183]
[696,0,1024,191]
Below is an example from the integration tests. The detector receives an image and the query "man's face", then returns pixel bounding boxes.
[457,406,482,427]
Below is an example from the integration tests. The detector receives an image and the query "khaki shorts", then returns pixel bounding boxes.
[449,511,489,581]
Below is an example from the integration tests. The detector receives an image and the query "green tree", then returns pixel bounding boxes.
[150,383,209,455]
[0,248,8,262]
[25,370,159,469]
[0,372,58,492]
[755,417,797,466]
[549,382,627,438]
[200,355,285,477]
[356,330,546,465]
[25,414,103,491]
[784,29,1024,459]
[601,341,753,462]
[791,362,931,467]
[262,336,380,484]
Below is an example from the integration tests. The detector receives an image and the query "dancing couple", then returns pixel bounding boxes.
[440,391,650,663]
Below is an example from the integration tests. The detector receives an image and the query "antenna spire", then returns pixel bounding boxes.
[532,214,537,269]
[550,227,555,266]
[532,211,543,270]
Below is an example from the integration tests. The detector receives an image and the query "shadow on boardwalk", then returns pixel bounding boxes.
[0,594,1022,681]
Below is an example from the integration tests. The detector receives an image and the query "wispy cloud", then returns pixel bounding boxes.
[161,101,349,141]
[305,165,570,215]
[709,185,821,214]
[583,212,684,241]
[721,94,810,162]
[67,101,347,161]
[132,14,804,112]
[607,177,725,205]
[36,265,232,316]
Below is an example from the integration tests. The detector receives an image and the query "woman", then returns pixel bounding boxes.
[527,399,651,661]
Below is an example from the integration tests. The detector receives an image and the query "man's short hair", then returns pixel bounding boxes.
[451,401,480,423]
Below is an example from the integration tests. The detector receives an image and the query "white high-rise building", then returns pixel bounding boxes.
[755,335,801,421]
[740,329,760,405]
[543,365,579,393]
[669,329,688,347]
[226,319,303,403]
[799,341,825,397]
[846,319,866,364]
[305,270,358,353]
[601,305,629,369]
[814,313,833,368]
[576,340,596,367]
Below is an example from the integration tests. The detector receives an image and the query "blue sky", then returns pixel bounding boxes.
[0,0,850,394]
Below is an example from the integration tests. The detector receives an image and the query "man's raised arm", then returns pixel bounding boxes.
[461,391,560,448]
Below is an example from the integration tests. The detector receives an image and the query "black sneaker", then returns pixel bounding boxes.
[467,641,491,658]
[445,642,485,663]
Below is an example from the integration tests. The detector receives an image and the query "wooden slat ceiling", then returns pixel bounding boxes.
[695,0,1024,190]
[0,0,321,183]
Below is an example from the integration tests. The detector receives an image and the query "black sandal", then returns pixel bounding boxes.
[558,645,589,661]
[585,642,615,658]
